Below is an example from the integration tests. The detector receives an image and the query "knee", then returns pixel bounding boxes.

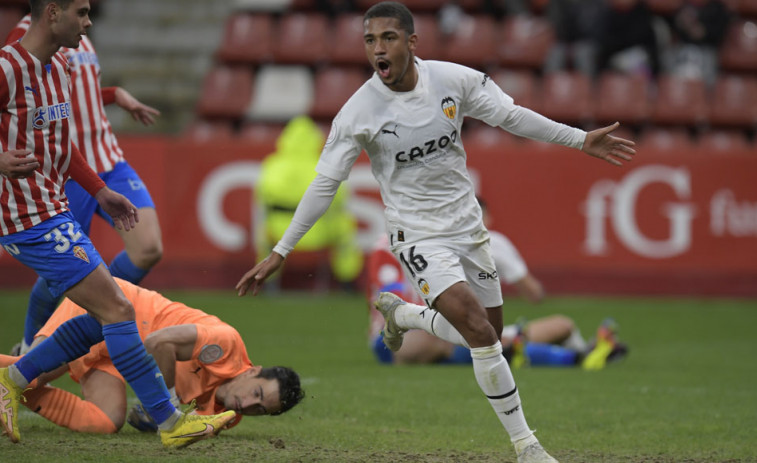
[463,314,499,346]
[131,240,163,269]
[105,296,136,324]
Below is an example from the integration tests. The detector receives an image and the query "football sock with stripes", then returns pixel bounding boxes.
[109,250,149,285]
[470,341,533,442]
[11,314,104,388]
[23,385,118,434]
[102,321,180,430]
[23,277,60,347]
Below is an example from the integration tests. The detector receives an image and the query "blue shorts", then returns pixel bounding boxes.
[65,161,154,234]
[0,211,103,299]
[372,334,394,364]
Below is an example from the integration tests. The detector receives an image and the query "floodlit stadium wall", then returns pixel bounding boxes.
[1,136,755,296]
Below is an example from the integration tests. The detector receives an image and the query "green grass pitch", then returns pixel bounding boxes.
[0,289,755,462]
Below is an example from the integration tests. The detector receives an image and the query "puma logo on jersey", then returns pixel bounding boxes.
[394,130,457,163]
[481,74,490,87]
[381,124,399,138]
[24,85,39,96]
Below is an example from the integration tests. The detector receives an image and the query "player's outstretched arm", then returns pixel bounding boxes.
[236,252,285,297]
[114,87,160,126]
[95,187,139,231]
[0,149,37,179]
[581,122,636,166]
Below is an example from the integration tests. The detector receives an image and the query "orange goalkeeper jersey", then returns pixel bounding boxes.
[37,278,253,419]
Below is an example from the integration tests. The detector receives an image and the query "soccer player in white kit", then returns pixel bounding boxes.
[237,2,636,462]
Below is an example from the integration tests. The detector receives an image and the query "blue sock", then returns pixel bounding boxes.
[372,335,394,364]
[102,321,176,425]
[14,314,103,383]
[109,251,149,284]
[440,345,472,364]
[23,278,60,346]
[525,343,578,367]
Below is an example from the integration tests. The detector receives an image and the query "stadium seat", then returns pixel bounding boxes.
[638,127,695,152]
[540,71,592,124]
[414,14,442,61]
[183,119,235,142]
[440,15,497,69]
[496,15,555,70]
[709,74,757,129]
[272,13,329,65]
[720,19,757,72]
[698,130,753,154]
[328,14,367,65]
[238,122,283,145]
[310,67,369,120]
[196,66,254,120]
[593,72,650,125]
[246,65,314,122]
[730,0,757,17]
[216,13,274,65]
[491,69,542,113]
[650,75,708,126]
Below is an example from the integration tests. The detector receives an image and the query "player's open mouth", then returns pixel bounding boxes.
[376,59,391,79]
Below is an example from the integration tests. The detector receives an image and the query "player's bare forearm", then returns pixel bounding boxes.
[114,87,160,126]
[144,326,197,388]
[236,252,285,296]
[582,122,636,166]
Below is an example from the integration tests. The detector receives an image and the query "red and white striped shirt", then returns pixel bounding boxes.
[8,15,125,174]
[0,42,75,235]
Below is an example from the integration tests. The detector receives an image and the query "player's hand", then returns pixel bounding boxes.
[236,252,285,296]
[0,149,38,179]
[582,122,636,166]
[95,187,139,231]
[114,87,160,126]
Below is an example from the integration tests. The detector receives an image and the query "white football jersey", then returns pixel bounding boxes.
[317,58,515,243]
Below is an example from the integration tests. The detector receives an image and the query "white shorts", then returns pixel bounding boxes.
[391,231,504,308]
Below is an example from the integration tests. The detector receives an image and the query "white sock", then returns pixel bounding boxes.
[562,327,588,353]
[470,342,533,443]
[8,364,29,389]
[157,409,183,431]
[168,386,181,407]
[395,302,469,347]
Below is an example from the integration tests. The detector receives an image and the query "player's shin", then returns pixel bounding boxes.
[470,342,533,442]
[394,302,470,347]
[102,321,181,430]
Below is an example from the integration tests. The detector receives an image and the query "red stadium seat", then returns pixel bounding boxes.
[310,67,369,120]
[638,127,695,152]
[216,13,274,65]
[440,15,497,69]
[730,0,757,17]
[698,130,752,154]
[540,71,592,124]
[183,119,235,142]
[650,75,708,126]
[272,13,329,64]
[491,69,542,113]
[720,19,757,72]
[328,14,367,65]
[196,66,254,119]
[496,15,555,70]
[709,74,757,129]
[414,14,442,61]
[593,72,651,125]
[238,122,283,146]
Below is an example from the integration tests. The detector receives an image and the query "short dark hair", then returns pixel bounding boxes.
[364,1,414,36]
[257,366,305,415]
[29,0,75,19]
